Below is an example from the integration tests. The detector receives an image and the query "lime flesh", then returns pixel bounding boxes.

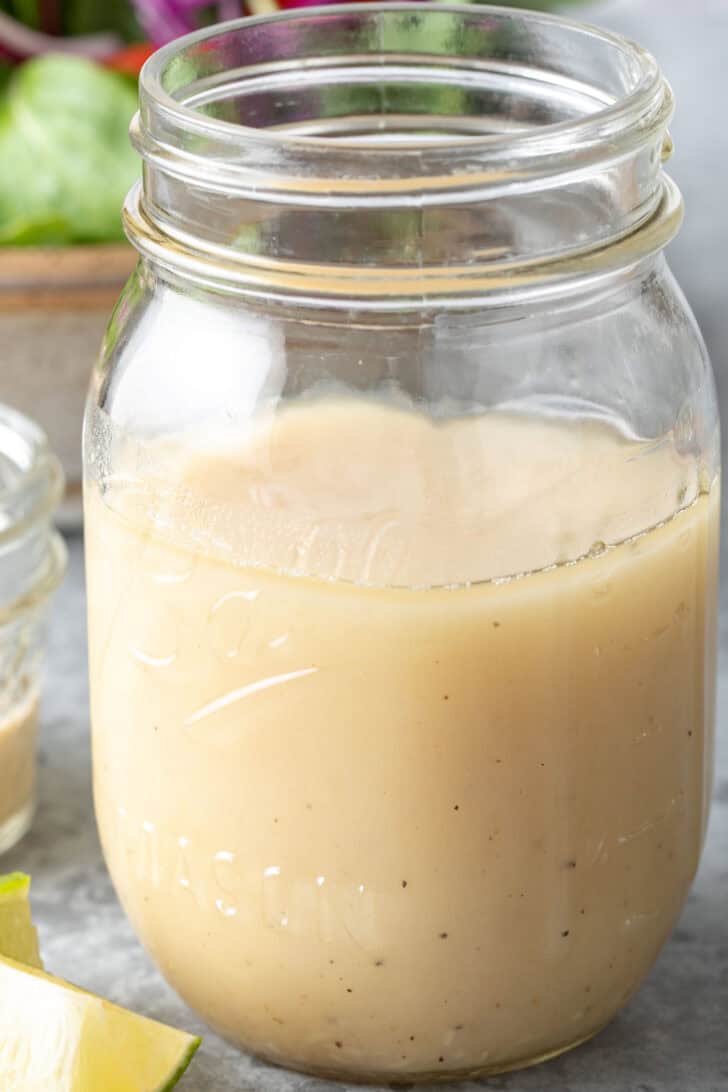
[0,872,42,969]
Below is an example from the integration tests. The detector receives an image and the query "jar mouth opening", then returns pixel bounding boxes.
[131,2,677,304]
[140,1,668,181]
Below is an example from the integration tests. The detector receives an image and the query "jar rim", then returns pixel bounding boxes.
[139,1,669,181]
[130,2,678,306]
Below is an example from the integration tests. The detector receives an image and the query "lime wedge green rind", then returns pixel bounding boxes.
[158,1036,202,1092]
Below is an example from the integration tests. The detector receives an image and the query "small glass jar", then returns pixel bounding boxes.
[84,4,720,1083]
[0,405,66,854]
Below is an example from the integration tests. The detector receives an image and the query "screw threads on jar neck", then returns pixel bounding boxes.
[126,2,680,307]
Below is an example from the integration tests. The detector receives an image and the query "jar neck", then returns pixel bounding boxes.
[128,2,679,308]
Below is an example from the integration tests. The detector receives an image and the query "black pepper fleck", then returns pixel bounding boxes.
[335,1041,343,1048]
[375,960,384,967]
[455,1024,464,1031]
[565,859,577,869]
[409,1036,415,1041]
[453,804,459,811]
[443,695,449,701]
[439,932,449,940]
[402,880,408,888]
[562,930,570,937]
[346,988,353,993]
[438,1057,445,1063]
[493,621,500,628]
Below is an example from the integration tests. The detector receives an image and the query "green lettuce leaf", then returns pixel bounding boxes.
[0,2,41,31]
[0,53,138,245]
[62,0,143,41]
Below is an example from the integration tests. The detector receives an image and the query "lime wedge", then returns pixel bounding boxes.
[0,955,201,1091]
[0,872,42,969]
[0,874,200,1090]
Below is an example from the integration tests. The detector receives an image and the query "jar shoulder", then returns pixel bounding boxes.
[89,260,716,455]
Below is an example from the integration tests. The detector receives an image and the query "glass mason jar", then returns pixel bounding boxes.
[0,405,66,854]
[84,4,720,1083]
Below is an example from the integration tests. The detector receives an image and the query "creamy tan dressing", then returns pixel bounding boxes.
[86,401,719,1080]
[0,688,38,849]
